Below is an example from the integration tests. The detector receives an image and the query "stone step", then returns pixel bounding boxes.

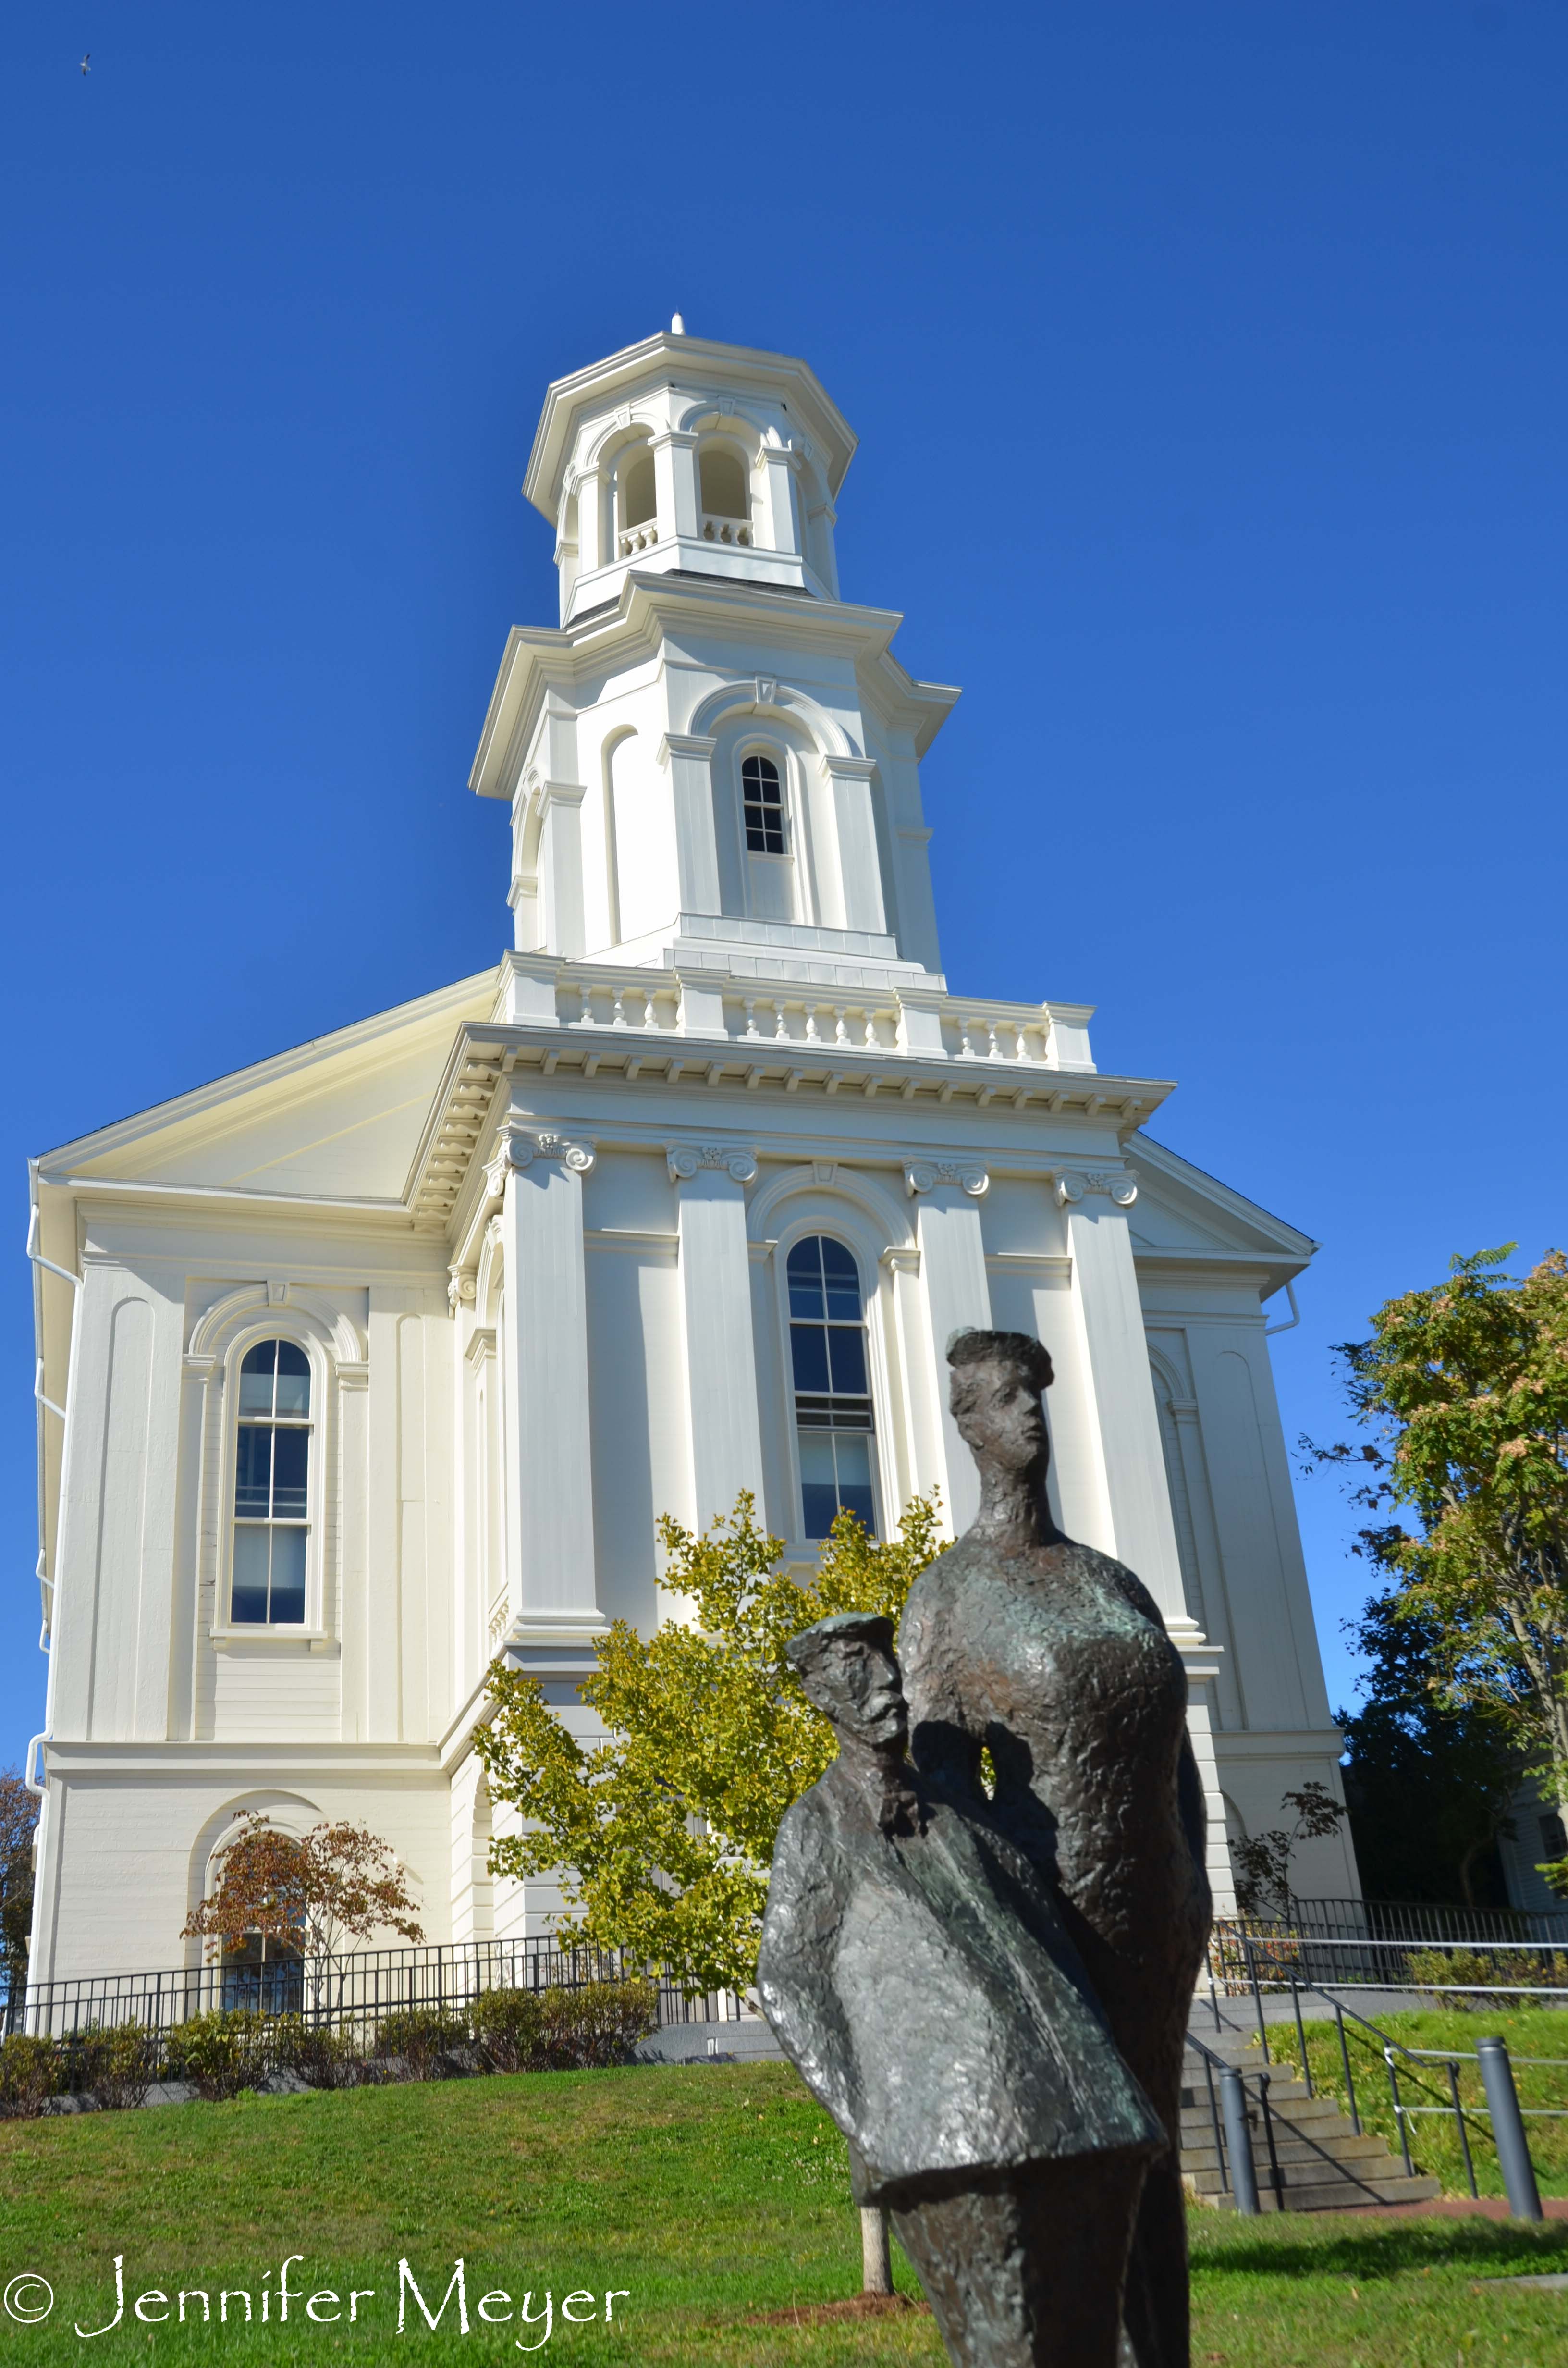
[1181,2026,1445,2211]
[1181,2131,1392,2174]
[1206,2173,1443,2213]
[1182,2077,1320,2113]
[1181,2098,1357,2141]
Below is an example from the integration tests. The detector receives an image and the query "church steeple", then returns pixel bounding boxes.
[524,327,855,624]
[474,328,957,986]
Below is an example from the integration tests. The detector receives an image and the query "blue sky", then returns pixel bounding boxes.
[2,1,1564,1777]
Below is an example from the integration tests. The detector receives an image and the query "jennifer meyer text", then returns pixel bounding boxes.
[4,2255,629,2348]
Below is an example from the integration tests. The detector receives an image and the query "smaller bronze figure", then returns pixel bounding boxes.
[758,1612,1164,2368]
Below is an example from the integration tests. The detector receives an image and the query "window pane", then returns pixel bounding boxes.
[274,1343,311,1417]
[238,1342,276,1418]
[234,1427,273,1515]
[798,1432,840,1539]
[269,1527,307,1624]
[787,1239,824,1319]
[827,1326,869,1396]
[271,1427,309,1517]
[232,1527,270,1623]
[790,1325,831,1394]
[833,1433,876,1532]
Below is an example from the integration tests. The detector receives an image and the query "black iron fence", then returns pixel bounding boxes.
[1211,1912,1568,1996]
[2,1936,747,2045]
[1226,1897,1568,1947]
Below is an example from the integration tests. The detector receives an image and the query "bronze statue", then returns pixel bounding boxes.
[758,1611,1163,2367]
[759,1328,1211,2367]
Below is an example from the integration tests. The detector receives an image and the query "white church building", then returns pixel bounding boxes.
[24,327,1359,1986]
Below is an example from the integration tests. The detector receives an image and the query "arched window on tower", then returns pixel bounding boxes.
[698,446,751,544]
[787,1236,877,1539]
[742,753,786,854]
[616,445,658,557]
[621,448,655,528]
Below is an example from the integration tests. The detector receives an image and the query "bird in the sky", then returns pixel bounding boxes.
[80,53,90,74]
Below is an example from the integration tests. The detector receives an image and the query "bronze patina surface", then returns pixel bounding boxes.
[759,1328,1210,2368]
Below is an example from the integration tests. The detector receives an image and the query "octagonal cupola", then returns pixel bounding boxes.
[524,324,857,623]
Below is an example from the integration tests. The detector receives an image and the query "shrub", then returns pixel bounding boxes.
[68,2022,159,2111]
[165,2010,271,2101]
[270,2015,371,2091]
[373,2008,471,2082]
[0,2033,57,2119]
[473,1979,658,2073]
[470,1986,544,2072]
[1406,1948,1568,2006]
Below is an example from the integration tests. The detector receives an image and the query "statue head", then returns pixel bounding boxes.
[788,1612,908,1755]
[946,1328,1054,1485]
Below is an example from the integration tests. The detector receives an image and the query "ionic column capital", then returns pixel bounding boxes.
[904,1159,989,1200]
[667,1142,759,1186]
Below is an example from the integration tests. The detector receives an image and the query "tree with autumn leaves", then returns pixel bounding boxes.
[474,1491,942,1998]
[1309,1246,1568,1892]
[182,1813,425,1967]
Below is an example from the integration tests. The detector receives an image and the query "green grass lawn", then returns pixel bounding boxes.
[1,2062,1567,2363]
[1247,2005,1568,2201]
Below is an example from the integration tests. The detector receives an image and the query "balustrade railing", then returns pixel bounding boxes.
[616,519,660,556]
[700,513,752,546]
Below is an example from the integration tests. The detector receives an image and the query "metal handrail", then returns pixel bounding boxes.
[1185,2026,1390,2210]
[1257,1952,1545,2202]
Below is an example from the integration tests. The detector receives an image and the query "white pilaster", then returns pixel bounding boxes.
[1181,1652,1237,1915]
[820,756,887,935]
[755,443,800,555]
[1058,1171,1189,1621]
[498,1127,600,1634]
[667,1146,765,1527]
[905,1161,993,1533]
[538,781,587,958]
[652,430,699,541]
[659,733,723,915]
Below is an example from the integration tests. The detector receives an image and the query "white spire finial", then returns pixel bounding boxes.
[670,312,685,336]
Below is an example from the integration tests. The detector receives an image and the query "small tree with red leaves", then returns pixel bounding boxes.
[181,1813,424,1971]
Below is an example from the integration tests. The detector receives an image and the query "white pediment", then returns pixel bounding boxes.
[41,969,498,1204]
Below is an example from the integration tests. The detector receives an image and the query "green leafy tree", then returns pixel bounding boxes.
[0,1770,39,1998]
[474,1490,942,1997]
[1305,1246,1568,1888]
[1336,1591,1521,1906]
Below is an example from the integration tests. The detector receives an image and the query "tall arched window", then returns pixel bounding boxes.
[742,753,785,853]
[788,1236,876,1538]
[232,1339,311,1624]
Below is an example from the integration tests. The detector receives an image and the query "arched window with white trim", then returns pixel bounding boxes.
[787,1236,877,1538]
[742,753,785,854]
[232,1339,311,1624]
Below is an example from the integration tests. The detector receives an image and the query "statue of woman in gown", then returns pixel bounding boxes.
[758,1611,1164,2368]
[899,1329,1212,2368]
